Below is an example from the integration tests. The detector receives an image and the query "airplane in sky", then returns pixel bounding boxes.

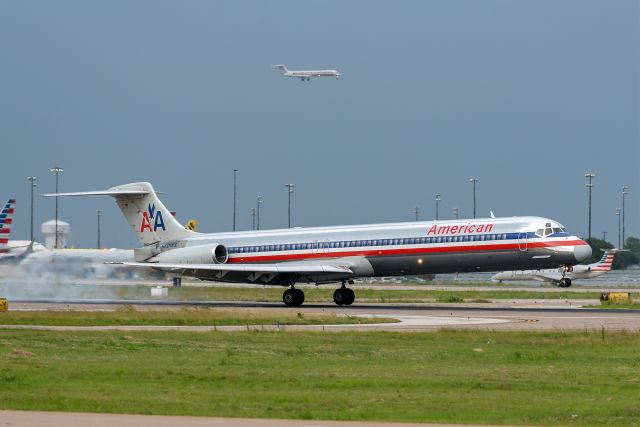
[491,249,618,287]
[273,64,340,81]
[46,182,591,306]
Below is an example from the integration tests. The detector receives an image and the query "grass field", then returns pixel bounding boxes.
[1,329,639,425]
[103,284,615,302]
[0,307,393,327]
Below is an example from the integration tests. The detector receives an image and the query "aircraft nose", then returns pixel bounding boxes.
[573,242,592,263]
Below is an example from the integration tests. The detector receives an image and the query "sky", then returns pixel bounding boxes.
[1,0,638,249]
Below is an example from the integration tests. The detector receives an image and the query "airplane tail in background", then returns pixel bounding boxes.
[273,64,289,74]
[0,199,16,251]
[45,183,195,246]
[590,249,616,272]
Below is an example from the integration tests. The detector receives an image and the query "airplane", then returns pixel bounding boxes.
[491,249,618,287]
[0,199,16,253]
[45,182,591,306]
[273,64,340,81]
[0,199,46,261]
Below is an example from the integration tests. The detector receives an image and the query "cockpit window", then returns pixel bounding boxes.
[552,227,562,234]
[536,229,544,236]
[544,228,553,236]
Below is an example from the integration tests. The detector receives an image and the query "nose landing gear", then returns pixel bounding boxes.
[283,287,305,307]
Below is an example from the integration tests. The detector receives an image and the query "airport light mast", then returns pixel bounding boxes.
[96,209,102,248]
[250,207,256,230]
[412,207,420,221]
[616,208,621,249]
[585,173,595,240]
[603,231,607,243]
[49,166,63,249]
[256,196,263,230]
[232,169,238,232]
[622,186,629,248]
[452,207,459,220]
[27,176,36,245]
[285,184,294,228]
[469,178,479,219]
[435,193,441,220]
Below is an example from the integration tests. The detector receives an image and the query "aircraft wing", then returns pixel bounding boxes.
[111,261,352,275]
[530,272,564,283]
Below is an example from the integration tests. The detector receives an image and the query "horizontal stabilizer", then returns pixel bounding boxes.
[43,190,149,197]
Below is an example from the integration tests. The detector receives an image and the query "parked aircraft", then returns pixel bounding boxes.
[0,199,15,253]
[46,182,591,306]
[273,64,340,81]
[0,199,46,261]
[491,249,618,287]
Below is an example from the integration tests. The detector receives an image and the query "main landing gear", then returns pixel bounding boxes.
[333,283,355,306]
[558,278,572,288]
[283,287,305,307]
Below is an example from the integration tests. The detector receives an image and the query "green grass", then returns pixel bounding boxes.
[101,284,613,302]
[0,307,393,326]
[1,329,639,425]
[586,302,640,310]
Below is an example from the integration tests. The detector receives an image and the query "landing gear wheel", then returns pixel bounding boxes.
[344,288,355,305]
[283,288,304,307]
[333,288,355,306]
[558,278,572,288]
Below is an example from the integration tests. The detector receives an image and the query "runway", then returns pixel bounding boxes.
[5,299,640,332]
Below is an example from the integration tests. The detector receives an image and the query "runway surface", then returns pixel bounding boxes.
[4,300,640,332]
[0,410,513,427]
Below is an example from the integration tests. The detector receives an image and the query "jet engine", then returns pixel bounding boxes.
[156,244,228,265]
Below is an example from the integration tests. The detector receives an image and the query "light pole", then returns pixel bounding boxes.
[49,167,63,248]
[616,208,621,249]
[603,231,607,243]
[435,193,441,220]
[585,173,595,240]
[412,207,420,221]
[469,178,479,219]
[256,195,263,230]
[250,207,256,230]
[232,169,238,231]
[452,207,459,220]
[96,209,102,248]
[285,184,294,228]
[622,186,629,248]
[27,176,36,245]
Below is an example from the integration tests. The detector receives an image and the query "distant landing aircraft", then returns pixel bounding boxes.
[273,64,340,81]
[492,249,619,287]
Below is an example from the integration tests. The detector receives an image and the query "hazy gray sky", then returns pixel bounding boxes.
[1,0,638,249]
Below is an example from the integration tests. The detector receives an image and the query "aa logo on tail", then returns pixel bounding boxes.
[140,203,166,232]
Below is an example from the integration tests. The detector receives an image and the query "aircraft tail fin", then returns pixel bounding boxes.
[273,64,289,74]
[44,183,195,246]
[0,198,16,250]
[590,249,616,272]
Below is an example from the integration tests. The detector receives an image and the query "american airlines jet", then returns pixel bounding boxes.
[0,199,16,253]
[47,182,591,306]
[492,249,617,287]
[273,64,340,81]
